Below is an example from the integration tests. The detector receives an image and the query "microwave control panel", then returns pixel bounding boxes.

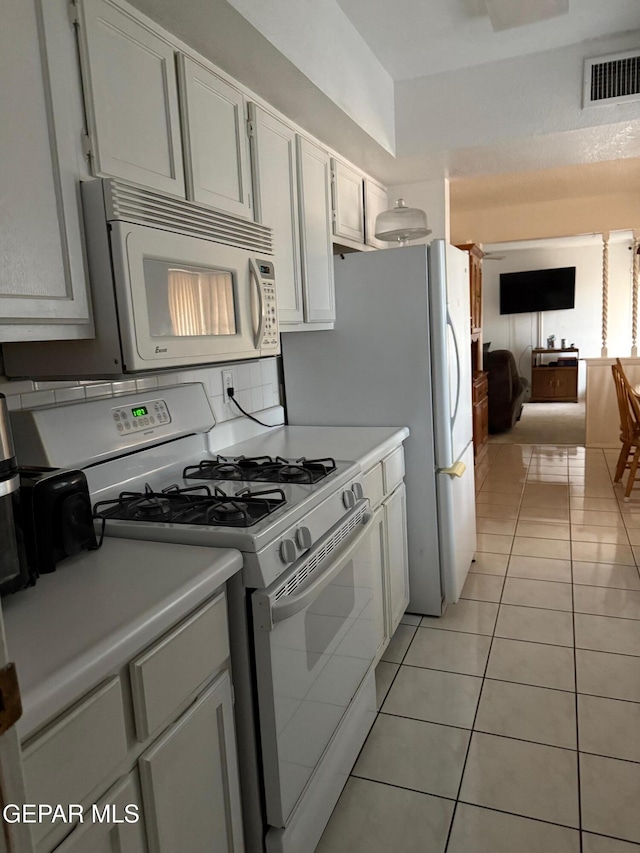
[257,260,278,351]
[263,283,278,350]
[111,398,171,435]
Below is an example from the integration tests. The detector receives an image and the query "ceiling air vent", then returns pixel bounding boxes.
[584,50,640,107]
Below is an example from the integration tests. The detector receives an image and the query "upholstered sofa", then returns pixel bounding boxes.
[485,349,527,433]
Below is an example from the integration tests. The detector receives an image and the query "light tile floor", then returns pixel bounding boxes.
[317,444,640,853]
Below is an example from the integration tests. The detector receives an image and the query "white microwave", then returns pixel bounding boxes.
[4,179,279,378]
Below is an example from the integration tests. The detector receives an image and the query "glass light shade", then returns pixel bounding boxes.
[374,198,432,245]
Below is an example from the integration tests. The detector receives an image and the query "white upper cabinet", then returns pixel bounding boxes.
[331,158,365,245]
[179,56,252,217]
[249,104,302,323]
[0,0,92,341]
[364,178,389,249]
[77,0,185,196]
[297,137,335,324]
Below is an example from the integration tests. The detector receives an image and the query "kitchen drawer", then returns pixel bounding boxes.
[130,591,229,741]
[362,462,384,508]
[382,447,405,495]
[23,678,128,848]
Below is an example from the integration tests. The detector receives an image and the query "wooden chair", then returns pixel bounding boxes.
[611,358,640,500]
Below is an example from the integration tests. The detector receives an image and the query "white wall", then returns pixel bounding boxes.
[482,236,634,398]
[211,0,396,155]
[395,30,640,159]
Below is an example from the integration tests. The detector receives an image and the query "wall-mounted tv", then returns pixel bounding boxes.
[499,267,576,315]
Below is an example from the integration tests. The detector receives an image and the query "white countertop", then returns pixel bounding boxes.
[2,539,242,739]
[217,425,410,473]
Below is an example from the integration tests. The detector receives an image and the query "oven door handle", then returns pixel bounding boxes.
[255,502,372,630]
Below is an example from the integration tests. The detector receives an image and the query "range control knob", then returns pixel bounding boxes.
[352,482,364,501]
[296,526,312,550]
[279,539,297,564]
[342,489,356,509]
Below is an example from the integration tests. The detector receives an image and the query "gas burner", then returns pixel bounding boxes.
[207,501,248,524]
[183,455,337,485]
[182,457,246,481]
[131,495,172,520]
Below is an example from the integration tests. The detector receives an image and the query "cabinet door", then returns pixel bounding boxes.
[331,159,364,244]
[0,0,92,340]
[371,506,388,663]
[78,0,185,196]
[53,773,147,853]
[384,483,410,637]
[249,104,302,323]
[139,672,243,853]
[364,178,389,249]
[556,369,578,400]
[531,369,555,400]
[297,137,335,323]
[179,55,251,218]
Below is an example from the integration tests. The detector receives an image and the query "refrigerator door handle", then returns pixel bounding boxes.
[447,307,461,428]
[441,461,466,478]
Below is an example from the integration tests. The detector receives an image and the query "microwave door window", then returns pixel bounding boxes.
[143,259,237,338]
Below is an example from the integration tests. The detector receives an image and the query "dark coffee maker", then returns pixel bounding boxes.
[0,393,30,594]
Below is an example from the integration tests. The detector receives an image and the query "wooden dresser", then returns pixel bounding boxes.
[457,243,488,459]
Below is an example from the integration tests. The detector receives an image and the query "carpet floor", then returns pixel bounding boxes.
[488,401,586,445]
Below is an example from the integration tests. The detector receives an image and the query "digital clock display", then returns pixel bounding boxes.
[131,406,148,418]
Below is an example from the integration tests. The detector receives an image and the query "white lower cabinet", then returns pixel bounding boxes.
[371,506,389,661]
[24,592,243,853]
[384,483,410,636]
[365,447,410,661]
[139,671,243,853]
[53,773,147,853]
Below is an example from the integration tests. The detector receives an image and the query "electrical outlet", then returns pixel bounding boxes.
[222,369,234,406]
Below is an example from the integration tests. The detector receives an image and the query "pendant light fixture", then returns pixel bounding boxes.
[374,198,432,246]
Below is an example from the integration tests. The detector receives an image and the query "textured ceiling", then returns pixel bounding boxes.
[450,156,640,210]
[334,0,640,80]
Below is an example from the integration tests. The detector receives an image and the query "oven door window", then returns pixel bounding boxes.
[143,259,237,338]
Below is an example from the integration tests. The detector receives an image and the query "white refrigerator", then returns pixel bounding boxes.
[281,240,476,616]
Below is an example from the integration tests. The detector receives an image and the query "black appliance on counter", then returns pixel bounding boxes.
[0,392,98,596]
[14,467,98,580]
[0,393,24,595]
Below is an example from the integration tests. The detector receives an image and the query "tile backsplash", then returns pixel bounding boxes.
[0,357,281,423]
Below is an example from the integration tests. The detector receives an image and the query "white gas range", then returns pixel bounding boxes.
[11,382,379,853]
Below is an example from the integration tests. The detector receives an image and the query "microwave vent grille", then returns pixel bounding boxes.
[103,180,273,254]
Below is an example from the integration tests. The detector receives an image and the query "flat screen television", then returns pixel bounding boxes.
[499,267,576,315]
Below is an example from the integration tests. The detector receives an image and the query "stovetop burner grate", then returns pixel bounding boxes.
[182,455,337,484]
[93,483,287,527]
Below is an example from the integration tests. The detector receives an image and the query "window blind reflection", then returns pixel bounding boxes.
[168,269,236,336]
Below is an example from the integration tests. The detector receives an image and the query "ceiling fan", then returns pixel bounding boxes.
[483,252,506,260]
